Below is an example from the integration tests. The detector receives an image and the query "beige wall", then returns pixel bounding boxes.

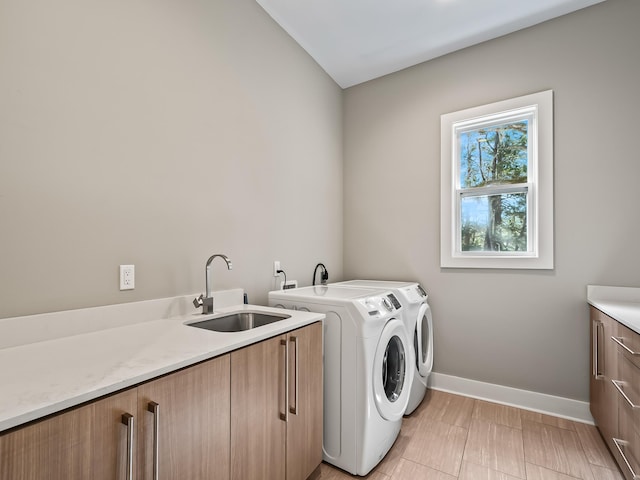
[343,0,640,401]
[0,0,343,318]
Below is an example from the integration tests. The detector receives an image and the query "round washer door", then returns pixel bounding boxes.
[416,303,434,377]
[373,318,415,421]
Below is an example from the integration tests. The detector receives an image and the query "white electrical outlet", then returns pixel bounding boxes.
[120,265,135,290]
[273,260,281,277]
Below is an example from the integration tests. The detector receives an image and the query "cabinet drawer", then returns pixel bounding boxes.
[613,323,640,370]
[616,397,640,480]
[617,355,640,429]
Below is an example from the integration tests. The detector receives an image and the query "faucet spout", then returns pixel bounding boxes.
[195,254,233,314]
[205,254,233,298]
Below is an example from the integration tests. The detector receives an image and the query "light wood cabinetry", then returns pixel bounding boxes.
[0,357,229,480]
[231,322,323,480]
[231,334,286,480]
[590,306,619,451]
[0,388,137,480]
[611,322,640,480]
[285,322,323,480]
[137,355,230,480]
[590,306,640,480]
[0,321,322,480]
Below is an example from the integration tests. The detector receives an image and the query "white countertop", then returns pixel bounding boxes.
[587,285,640,334]
[0,291,324,433]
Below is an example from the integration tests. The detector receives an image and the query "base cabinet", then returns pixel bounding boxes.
[611,323,640,480]
[285,323,323,480]
[231,322,323,480]
[137,356,231,480]
[590,306,640,480]
[0,322,322,480]
[0,388,138,480]
[590,306,619,452]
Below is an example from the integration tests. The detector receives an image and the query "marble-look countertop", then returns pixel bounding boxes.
[0,291,324,432]
[587,285,640,334]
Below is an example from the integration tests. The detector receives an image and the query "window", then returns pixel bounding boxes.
[440,90,553,269]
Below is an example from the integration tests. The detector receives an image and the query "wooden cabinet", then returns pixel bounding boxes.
[611,323,640,480]
[230,333,286,480]
[590,306,619,451]
[231,322,323,480]
[0,357,229,480]
[137,355,230,480]
[0,321,322,480]
[285,322,323,480]
[0,388,137,480]
[590,306,640,480]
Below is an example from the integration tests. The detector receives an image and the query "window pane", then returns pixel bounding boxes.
[459,120,528,188]
[460,193,527,252]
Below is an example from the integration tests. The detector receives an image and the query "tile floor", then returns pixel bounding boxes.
[314,389,624,480]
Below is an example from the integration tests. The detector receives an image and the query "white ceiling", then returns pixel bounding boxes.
[255,0,605,88]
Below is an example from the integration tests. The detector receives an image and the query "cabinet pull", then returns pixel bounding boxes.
[613,438,640,479]
[289,336,299,415]
[593,321,604,379]
[280,339,289,422]
[612,380,640,409]
[148,401,160,480]
[612,336,640,356]
[121,413,134,480]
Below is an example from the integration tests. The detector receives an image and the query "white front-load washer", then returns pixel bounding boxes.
[268,285,414,476]
[331,280,433,415]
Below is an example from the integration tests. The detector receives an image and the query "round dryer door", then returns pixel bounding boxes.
[416,303,434,377]
[373,318,414,421]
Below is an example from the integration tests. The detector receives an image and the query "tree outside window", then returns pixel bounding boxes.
[458,119,530,253]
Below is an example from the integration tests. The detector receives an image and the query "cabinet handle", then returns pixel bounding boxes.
[611,336,640,356]
[613,438,640,479]
[280,339,289,422]
[148,401,160,480]
[612,380,640,409]
[593,321,604,379]
[289,336,299,415]
[121,413,134,480]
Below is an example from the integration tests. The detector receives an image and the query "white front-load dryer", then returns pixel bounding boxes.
[331,280,433,415]
[268,285,414,476]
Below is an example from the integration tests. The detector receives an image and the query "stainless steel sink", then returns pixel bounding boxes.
[187,311,291,333]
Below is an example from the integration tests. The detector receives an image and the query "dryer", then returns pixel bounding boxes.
[331,280,433,415]
[268,285,414,476]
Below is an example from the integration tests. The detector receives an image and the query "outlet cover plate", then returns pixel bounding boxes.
[120,265,135,290]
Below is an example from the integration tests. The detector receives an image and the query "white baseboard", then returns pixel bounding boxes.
[428,372,594,425]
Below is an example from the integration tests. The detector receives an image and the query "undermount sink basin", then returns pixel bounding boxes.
[187,311,291,333]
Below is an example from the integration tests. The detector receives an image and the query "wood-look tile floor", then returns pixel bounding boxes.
[314,389,624,480]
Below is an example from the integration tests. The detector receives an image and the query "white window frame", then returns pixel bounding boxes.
[440,90,554,269]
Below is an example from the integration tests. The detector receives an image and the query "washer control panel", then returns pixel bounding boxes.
[360,293,398,317]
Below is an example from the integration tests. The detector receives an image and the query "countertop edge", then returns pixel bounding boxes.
[0,304,324,433]
[587,285,640,334]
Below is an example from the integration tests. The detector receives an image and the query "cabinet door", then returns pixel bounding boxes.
[0,388,137,480]
[590,306,619,450]
[231,335,286,480]
[91,389,139,480]
[137,355,230,480]
[286,322,323,480]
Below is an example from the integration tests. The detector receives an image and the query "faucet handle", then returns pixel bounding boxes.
[193,294,204,308]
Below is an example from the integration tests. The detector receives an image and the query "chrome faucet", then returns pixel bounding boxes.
[193,254,233,314]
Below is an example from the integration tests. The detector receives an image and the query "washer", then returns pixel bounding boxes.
[268,285,414,476]
[331,280,433,415]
